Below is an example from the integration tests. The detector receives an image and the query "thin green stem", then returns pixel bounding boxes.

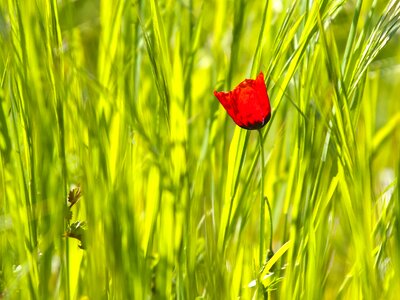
[258,129,265,265]
[259,129,274,299]
[265,196,273,255]
[258,132,274,257]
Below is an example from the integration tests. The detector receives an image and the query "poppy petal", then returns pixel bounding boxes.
[214,72,271,130]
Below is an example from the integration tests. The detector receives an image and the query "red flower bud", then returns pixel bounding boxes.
[214,72,271,130]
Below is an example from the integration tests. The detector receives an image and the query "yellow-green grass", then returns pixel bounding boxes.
[0,0,399,298]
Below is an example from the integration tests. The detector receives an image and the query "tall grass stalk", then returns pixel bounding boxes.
[0,0,399,299]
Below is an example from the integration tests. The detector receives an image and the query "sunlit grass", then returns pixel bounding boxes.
[1,0,400,299]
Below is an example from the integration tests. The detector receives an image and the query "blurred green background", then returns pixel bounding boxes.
[1,0,400,298]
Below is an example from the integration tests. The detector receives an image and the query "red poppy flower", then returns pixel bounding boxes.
[214,72,271,130]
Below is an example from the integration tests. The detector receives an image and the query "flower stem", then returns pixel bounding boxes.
[258,130,274,299]
[258,129,265,266]
[258,130,274,264]
[265,196,273,256]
